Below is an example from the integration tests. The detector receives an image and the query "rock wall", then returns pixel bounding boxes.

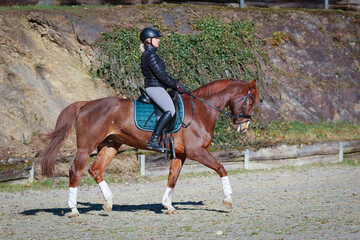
[0,5,359,158]
[0,9,113,157]
[255,10,359,122]
[1,0,359,11]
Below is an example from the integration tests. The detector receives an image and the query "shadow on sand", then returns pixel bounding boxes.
[20,201,229,217]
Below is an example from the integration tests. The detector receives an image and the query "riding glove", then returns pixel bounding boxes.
[177,83,188,94]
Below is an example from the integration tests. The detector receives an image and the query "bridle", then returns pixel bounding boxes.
[229,90,255,121]
[181,90,255,128]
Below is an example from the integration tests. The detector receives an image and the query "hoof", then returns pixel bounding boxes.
[166,208,179,215]
[69,212,80,218]
[223,195,233,209]
[69,208,80,218]
[103,199,113,213]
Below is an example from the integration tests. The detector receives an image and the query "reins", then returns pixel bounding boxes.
[180,90,255,128]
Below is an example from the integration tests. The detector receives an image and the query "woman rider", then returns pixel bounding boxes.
[140,27,187,152]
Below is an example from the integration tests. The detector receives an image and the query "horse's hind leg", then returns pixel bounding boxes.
[88,142,121,214]
[68,148,92,218]
[162,155,186,214]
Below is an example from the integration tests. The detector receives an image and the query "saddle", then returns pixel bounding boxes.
[134,87,184,133]
[134,87,185,160]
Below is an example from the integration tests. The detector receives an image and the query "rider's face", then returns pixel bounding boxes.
[152,37,160,48]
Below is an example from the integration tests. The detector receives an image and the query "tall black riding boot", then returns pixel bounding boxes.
[147,111,172,152]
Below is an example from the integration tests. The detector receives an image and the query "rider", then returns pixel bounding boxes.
[140,27,187,152]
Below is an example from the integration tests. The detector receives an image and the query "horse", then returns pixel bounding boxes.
[40,78,258,218]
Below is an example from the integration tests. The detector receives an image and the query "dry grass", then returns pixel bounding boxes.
[242,120,360,149]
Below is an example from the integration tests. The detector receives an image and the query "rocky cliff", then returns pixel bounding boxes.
[0,5,359,159]
[2,1,360,12]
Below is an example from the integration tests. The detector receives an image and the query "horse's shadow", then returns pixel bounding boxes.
[20,201,229,217]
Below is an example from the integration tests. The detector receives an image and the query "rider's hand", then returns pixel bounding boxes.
[177,83,188,94]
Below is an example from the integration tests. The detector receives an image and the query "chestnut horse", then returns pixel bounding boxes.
[41,79,258,217]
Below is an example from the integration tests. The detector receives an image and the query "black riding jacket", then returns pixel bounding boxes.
[141,45,179,89]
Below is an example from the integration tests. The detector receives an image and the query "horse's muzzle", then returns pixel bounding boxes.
[235,120,250,133]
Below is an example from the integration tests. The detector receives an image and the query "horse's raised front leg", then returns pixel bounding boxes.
[162,155,186,214]
[186,147,233,209]
[221,176,233,209]
[68,148,91,218]
[88,144,120,214]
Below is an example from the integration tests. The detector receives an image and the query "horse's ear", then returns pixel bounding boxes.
[249,80,256,89]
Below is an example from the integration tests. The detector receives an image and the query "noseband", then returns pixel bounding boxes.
[182,90,255,128]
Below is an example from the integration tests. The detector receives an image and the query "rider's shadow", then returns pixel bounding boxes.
[20,201,228,217]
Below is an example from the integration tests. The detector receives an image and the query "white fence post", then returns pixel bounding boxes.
[338,142,343,163]
[244,149,249,170]
[138,154,146,176]
[28,162,34,183]
[325,0,329,10]
[240,0,245,8]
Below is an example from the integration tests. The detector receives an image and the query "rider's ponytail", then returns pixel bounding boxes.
[140,43,145,53]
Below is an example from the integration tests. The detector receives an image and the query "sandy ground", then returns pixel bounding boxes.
[0,164,359,239]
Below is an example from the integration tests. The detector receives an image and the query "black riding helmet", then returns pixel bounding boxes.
[140,27,161,43]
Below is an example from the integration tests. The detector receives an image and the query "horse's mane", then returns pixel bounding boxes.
[192,79,234,97]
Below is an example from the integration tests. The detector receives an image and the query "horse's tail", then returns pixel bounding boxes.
[41,101,87,176]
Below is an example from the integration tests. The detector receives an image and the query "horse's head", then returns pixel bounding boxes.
[229,80,258,133]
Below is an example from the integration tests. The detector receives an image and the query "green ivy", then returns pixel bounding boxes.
[93,27,142,96]
[93,18,267,149]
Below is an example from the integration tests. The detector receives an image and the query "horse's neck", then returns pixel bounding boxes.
[197,89,232,111]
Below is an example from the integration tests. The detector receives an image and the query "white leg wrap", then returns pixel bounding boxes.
[70,207,79,217]
[68,187,78,209]
[99,180,113,201]
[162,187,174,209]
[221,176,232,197]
